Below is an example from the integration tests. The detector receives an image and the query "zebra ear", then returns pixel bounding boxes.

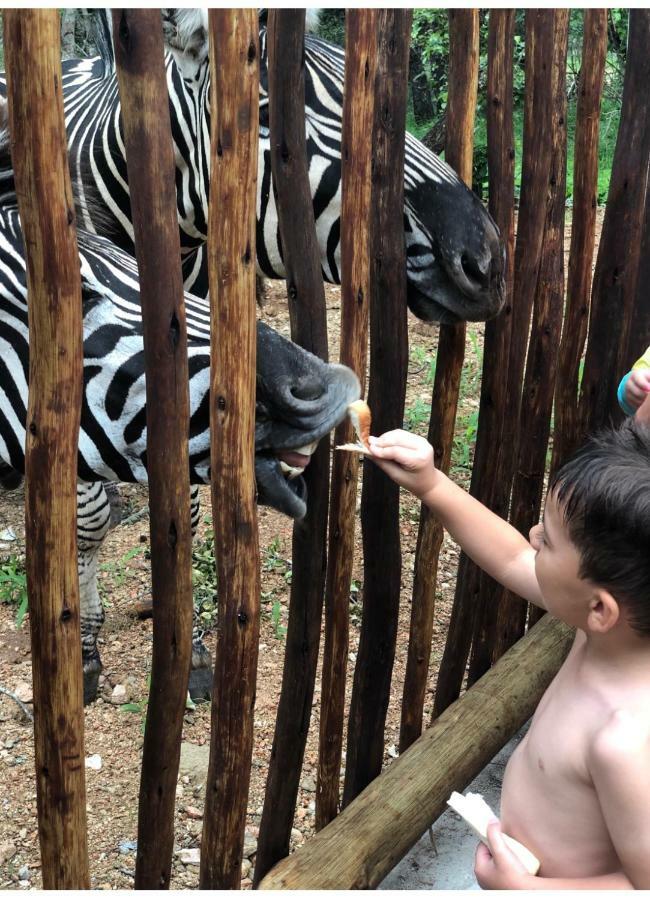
[161,9,209,64]
[258,9,321,33]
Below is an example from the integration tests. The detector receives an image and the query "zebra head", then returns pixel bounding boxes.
[158,9,504,323]
[61,11,503,323]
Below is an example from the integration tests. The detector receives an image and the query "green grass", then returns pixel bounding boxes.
[0,554,28,627]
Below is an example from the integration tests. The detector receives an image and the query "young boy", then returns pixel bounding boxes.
[368,420,650,889]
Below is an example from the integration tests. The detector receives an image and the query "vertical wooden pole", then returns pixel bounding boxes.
[551,10,607,469]
[626,184,650,368]
[399,9,480,752]
[422,8,515,728]
[112,10,194,889]
[200,9,260,890]
[479,11,569,656]
[253,9,332,884]
[434,11,556,717]
[343,9,411,806]
[578,10,650,435]
[316,10,377,830]
[4,9,89,889]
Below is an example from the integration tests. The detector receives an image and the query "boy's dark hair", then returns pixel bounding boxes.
[549,419,650,636]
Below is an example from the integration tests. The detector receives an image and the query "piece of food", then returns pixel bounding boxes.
[336,399,372,454]
[446,791,540,876]
[347,399,371,448]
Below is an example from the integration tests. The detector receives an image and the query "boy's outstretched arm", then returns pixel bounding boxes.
[369,430,546,609]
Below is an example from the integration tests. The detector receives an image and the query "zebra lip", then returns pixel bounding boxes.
[277,450,311,469]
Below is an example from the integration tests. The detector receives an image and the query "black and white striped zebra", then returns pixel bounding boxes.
[0,9,505,323]
[0,189,359,701]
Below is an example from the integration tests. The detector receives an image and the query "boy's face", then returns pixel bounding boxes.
[529,493,594,628]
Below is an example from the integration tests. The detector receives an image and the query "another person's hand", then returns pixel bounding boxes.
[474,822,531,890]
[625,368,650,411]
[368,430,439,501]
[635,391,650,425]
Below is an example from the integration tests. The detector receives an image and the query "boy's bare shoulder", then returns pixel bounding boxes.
[589,707,650,769]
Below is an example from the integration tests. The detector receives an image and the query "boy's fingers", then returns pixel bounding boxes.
[485,821,507,860]
[368,446,418,468]
[371,430,425,449]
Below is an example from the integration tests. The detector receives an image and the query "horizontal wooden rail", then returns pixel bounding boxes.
[260,615,572,890]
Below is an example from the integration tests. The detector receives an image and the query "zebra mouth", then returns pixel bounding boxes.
[255,441,318,519]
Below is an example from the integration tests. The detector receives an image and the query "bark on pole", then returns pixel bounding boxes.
[578,10,650,436]
[434,11,556,717]
[316,9,377,832]
[626,181,650,368]
[399,9,479,753]
[4,9,89,889]
[260,616,573,890]
[112,10,194,889]
[200,9,260,890]
[423,8,515,730]
[342,9,411,807]
[480,11,569,656]
[253,10,331,884]
[551,10,607,470]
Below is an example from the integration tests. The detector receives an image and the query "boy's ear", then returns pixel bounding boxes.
[587,588,620,634]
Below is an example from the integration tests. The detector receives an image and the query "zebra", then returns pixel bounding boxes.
[0,189,359,702]
[0,9,505,323]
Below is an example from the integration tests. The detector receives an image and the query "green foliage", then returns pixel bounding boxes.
[191,531,218,628]
[0,554,28,627]
[404,397,431,434]
[270,598,286,640]
[315,9,345,48]
[408,9,626,204]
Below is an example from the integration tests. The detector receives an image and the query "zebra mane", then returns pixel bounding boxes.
[258,9,321,33]
[93,10,115,76]
[94,9,321,77]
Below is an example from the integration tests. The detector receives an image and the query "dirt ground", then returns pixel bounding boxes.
[0,211,601,890]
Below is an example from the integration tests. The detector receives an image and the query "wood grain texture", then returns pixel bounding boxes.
[434,11,557,717]
[578,10,650,435]
[430,9,516,728]
[4,9,88,889]
[316,9,377,832]
[343,9,411,806]
[112,10,194,889]
[200,10,261,890]
[260,617,573,890]
[401,11,480,750]
[551,11,607,469]
[253,10,332,884]
[486,11,569,651]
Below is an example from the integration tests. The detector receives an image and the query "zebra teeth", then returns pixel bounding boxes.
[294,441,318,456]
[279,461,306,479]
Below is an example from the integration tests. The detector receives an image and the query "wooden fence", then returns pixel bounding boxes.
[6,7,650,890]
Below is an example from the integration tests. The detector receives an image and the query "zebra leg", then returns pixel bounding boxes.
[187,485,214,701]
[77,481,112,705]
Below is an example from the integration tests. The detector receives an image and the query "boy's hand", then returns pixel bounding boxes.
[626,369,650,411]
[474,822,531,890]
[368,430,439,500]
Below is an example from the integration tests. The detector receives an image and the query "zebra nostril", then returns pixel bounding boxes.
[291,374,324,403]
[460,252,490,291]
